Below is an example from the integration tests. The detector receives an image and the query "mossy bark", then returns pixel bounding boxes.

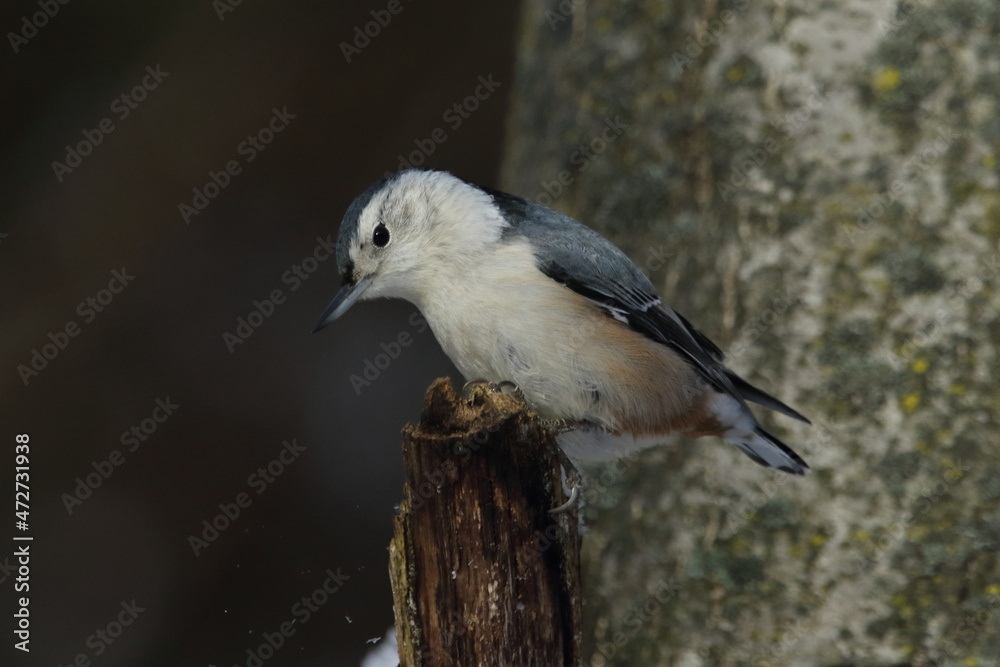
[501,1,1000,665]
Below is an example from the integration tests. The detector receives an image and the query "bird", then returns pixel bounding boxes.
[314,168,810,474]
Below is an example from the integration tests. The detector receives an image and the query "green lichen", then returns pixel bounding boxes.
[876,450,924,497]
[507,1,1000,664]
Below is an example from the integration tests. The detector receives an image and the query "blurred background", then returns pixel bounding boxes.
[1,1,520,664]
[6,0,1000,665]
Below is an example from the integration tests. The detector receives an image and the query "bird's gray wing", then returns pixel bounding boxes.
[486,188,810,424]
[489,190,727,383]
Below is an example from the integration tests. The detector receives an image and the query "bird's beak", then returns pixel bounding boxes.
[312,276,373,332]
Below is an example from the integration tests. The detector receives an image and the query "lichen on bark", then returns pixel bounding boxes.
[501,1,1000,664]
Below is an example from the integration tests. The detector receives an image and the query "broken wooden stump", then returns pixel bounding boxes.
[389,378,582,666]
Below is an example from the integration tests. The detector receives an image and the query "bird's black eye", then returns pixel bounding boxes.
[372,223,390,248]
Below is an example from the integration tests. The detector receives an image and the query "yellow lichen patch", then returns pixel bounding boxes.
[852,529,871,542]
[901,393,920,413]
[914,440,932,455]
[889,593,916,619]
[984,155,997,168]
[935,429,952,443]
[944,466,965,482]
[932,520,955,536]
[730,537,751,554]
[949,383,966,395]
[940,457,965,482]
[911,358,929,374]
[963,658,979,666]
[726,65,745,83]
[987,584,1000,596]
[873,67,901,94]
[809,533,827,548]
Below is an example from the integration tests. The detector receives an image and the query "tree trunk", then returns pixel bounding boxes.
[390,378,582,666]
[501,1,1000,665]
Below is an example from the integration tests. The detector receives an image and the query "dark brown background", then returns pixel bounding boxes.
[1,1,520,664]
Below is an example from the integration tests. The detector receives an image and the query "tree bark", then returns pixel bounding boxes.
[502,1,1000,665]
[390,378,582,666]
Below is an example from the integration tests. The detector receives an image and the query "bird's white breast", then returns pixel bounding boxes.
[419,241,586,415]
[415,240,705,446]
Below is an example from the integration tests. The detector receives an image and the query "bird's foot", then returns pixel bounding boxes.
[540,418,594,436]
[462,378,524,400]
[548,441,584,515]
[549,484,581,515]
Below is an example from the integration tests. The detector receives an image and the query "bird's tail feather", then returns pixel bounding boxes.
[727,426,809,475]
[727,373,811,424]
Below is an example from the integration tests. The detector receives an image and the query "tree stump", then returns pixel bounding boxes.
[389,378,582,666]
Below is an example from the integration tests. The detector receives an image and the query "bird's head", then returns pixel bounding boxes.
[313,169,506,331]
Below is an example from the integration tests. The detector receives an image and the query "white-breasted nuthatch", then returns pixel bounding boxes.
[315,169,810,474]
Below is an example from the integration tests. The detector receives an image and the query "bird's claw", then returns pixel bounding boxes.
[541,418,593,436]
[549,483,581,515]
[461,381,580,513]
[548,444,583,514]
[462,378,524,400]
[462,379,490,394]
